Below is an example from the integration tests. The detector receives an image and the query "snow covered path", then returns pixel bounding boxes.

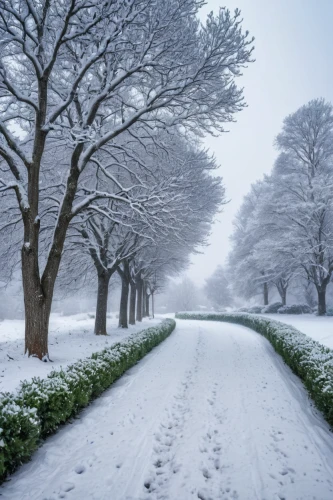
[2,320,333,500]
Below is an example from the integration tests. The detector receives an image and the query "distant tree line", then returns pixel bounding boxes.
[224,98,333,315]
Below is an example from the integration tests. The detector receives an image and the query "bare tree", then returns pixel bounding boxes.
[59,130,224,331]
[228,99,333,314]
[170,278,199,312]
[274,99,333,314]
[0,0,253,358]
[228,180,271,305]
[204,266,232,310]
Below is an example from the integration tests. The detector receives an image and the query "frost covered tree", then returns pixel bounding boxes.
[249,190,297,306]
[123,142,224,324]
[263,156,333,315]
[171,277,199,312]
[204,266,232,310]
[117,258,136,328]
[230,99,333,314]
[228,180,271,305]
[131,241,192,321]
[0,0,253,358]
[61,132,224,331]
[79,219,143,334]
[273,99,333,314]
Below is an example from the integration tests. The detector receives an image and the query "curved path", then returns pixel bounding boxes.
[2,320,333,500]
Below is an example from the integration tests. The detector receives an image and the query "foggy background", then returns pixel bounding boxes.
[186,0,333,285]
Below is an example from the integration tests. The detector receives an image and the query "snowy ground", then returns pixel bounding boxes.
[0,313,160,393]
[263,314,333,349]
[2,319,333,500]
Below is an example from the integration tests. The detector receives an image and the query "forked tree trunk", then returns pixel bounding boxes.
[276,286,287,306]
[129,283,136,325]
[281,288,287,306]
[118,278,129,328]
[23,256,53,360]
[136,277,143,322]
[22,220,57,360]
[95,273,111,335]
[23,139,85,358]
[317,287,327,316]
[146,292,150,317]
[263,282,269,306]
[21,81,51,360]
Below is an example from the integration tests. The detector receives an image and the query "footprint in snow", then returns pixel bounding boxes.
[61,482,75,492]
[202,467,211,480]
[74,464,86,474]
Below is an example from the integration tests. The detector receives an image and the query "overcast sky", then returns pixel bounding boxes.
[185,0,333,285]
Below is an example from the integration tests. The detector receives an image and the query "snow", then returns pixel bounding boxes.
[2,319,333,500]
[0,312,160,394]
[263,314,333,349]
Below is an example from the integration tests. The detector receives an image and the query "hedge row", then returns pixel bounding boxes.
[0,318,176,482]
[236,303,312,314]
[176,312,333,426]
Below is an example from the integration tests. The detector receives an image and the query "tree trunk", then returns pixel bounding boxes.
[24,299,51,360]
[118,278,129,328]
[146,292,150,317]
[136,277,143,322]
[22,140,85,358]
[23,268,53,360]
[281,288,286,306]
[317,287,327,316]
[152,292,155,319]
[129,283,136,325]
[22,238,54,360]
[142,282,147,317]
[263,282,269,306]
[94,273,111,335]
[276,285,287,306]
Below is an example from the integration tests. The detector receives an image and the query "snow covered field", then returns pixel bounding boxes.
[0,313,160,393]
[263,314,333,349]
[2,319,333,500]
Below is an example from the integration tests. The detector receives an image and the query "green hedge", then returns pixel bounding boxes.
[176,312,333,426]
[0,318,175,482]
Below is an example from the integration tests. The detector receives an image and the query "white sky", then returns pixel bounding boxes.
[186,0,333,285]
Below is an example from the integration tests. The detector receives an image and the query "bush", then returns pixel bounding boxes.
[175,312,333,426]
[262,302,282,313]
[0,394,40,480]
[301,304,313,313]
[0,319,175,482]
[278,304,312,314]
[247,306,263,314]
[18,377,75,436]
[236,306,263,314]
